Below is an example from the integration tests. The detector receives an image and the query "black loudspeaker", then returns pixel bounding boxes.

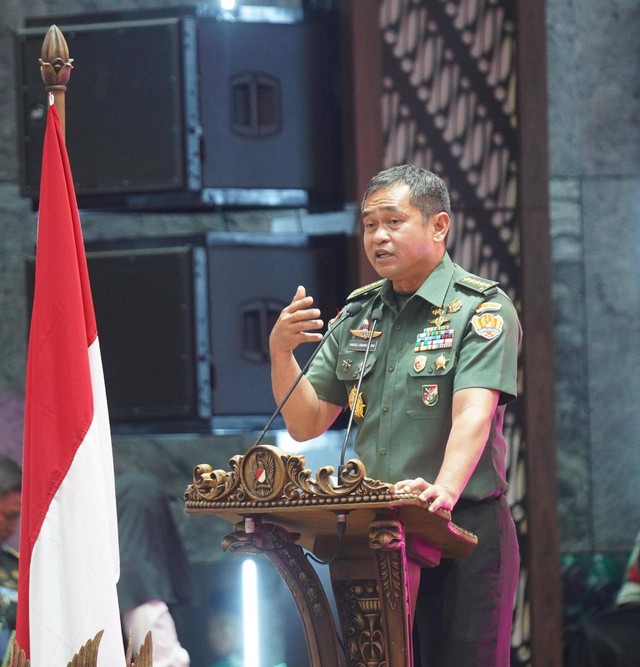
[206,232,346,421]
[25,233,347,433]
[197,16,343,206]
[26,241,211,429]
[17,18,193,201]
[16,6,343,210]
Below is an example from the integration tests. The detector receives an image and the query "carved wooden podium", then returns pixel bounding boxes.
[184,444,477,667]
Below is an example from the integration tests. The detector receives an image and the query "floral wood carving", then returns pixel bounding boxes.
[370,519,405,612]
[185,444,395,508]
[335,580,386,667]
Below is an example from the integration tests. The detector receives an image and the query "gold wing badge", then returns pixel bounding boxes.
[350,318,383,340]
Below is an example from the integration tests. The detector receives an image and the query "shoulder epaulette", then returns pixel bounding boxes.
[347,279,385,301]
[455,274,499,295]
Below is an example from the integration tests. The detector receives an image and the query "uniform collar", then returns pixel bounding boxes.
[379,252,453,309]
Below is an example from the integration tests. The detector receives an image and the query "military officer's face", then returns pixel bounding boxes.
[361,183,449,292]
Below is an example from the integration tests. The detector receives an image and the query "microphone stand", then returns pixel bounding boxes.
[337,307,383,479]
[310,307,383,565]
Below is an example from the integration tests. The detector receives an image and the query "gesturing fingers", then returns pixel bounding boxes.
[270,286,324,354]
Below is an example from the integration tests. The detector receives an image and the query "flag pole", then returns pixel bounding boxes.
[39,25,73,138]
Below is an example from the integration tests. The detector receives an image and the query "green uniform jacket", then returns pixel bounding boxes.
[306,253,521,501]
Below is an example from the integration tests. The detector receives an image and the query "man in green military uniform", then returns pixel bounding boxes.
[269,164,520,666]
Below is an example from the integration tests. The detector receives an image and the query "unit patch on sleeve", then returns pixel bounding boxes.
[471,312,504,340]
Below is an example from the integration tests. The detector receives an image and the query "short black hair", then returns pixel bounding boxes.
[361,164,452,219]
[0,455,22,496]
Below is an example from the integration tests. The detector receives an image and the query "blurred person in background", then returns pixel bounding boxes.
[0,454,22,659]
[564,530,640,666]
[116,470,193,666]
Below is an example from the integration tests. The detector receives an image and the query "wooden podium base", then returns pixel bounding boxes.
[184,444,477,667]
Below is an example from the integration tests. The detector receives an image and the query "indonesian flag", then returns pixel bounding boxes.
[16,103,125,666]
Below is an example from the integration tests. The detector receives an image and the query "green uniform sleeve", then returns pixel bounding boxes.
[305,327,349,407]
[453,290,521,403]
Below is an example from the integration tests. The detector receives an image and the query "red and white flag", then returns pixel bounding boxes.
[16,102,125,666]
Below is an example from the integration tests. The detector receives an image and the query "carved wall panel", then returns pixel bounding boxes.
[379,0,529,662]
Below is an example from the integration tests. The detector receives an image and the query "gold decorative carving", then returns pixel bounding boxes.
[39,25,73,90]
[240,445,287,501]
[186,445,394,508]
[335,580,386,667]
[7,628,154,666]
[65,630,103,667]
[130,631,153,667]
[8,639,29,667]
[370,520,405,611]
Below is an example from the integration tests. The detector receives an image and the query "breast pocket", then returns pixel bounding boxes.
[406,354,454,420]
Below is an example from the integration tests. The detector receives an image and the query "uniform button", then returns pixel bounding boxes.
[382,404,389,412]
[394,324,402,331]
[428,367,434,373]
[388,364,395,372]
[380,448,387,455]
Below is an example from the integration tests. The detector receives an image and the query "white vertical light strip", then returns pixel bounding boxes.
[242,558,260,667]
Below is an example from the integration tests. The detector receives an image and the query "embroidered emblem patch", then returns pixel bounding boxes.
[471,313,504,340]
[414,326,454,352]
[422,384,438,407]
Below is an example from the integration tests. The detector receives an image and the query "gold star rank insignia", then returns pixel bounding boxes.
[434,354,449,370]
[348,386,366,418]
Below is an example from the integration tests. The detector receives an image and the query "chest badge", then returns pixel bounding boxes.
[434,354,450,370]
[429,314,451,330]
[350,318,383,340]
[422,384,439,407]
[447,298,463,313]
[413,355,427,372]
[348,386,366,418]
[341,359,353,372]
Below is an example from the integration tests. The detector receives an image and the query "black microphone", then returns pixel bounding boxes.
[337,306,383,477]
[251,301,364,448]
